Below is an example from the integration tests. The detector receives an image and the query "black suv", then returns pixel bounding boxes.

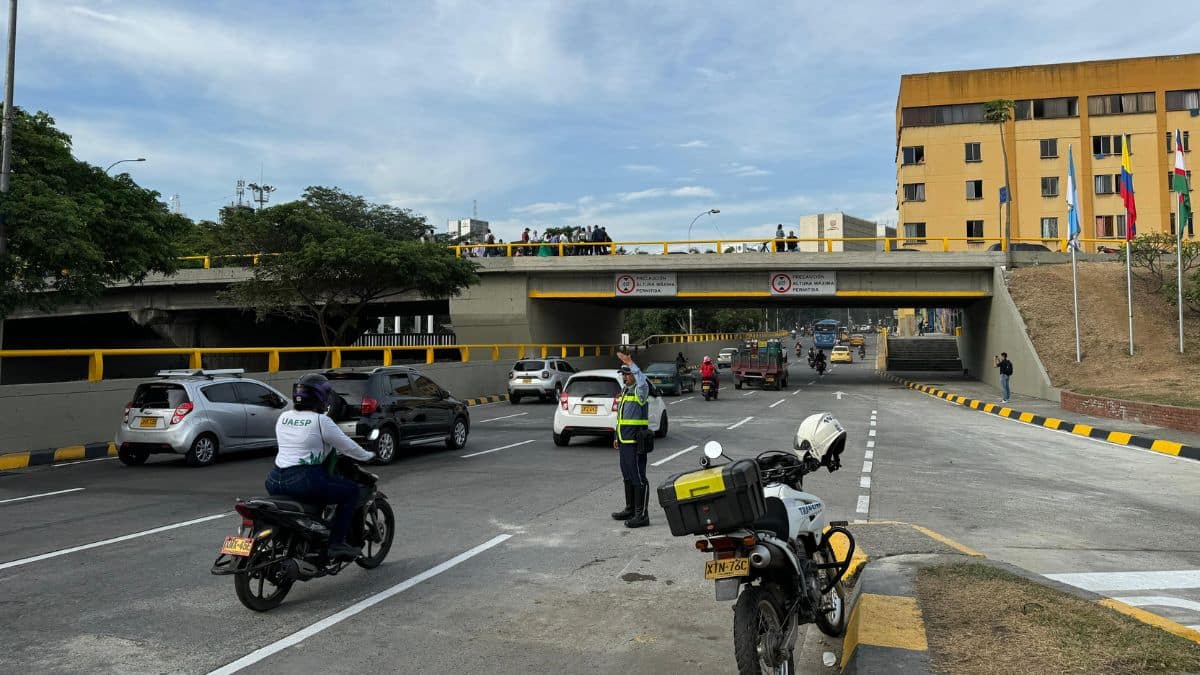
[323,367,470,464]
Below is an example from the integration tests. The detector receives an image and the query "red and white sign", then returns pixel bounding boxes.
[769,271,836,296]
[614,273,676,296]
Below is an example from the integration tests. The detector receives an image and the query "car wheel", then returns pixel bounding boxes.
[185,433,219,467]
[118,446,149,466]
[375,427,399,465]
[445,416,469,450]
[553,432,571,447]
[654,412,668,439]
[510,393,521,405]
[734,379,743,390]
[552,383,563,403]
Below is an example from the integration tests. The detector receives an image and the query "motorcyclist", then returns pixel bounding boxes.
[858,343,866,359]
[266,373,375,561]
[675,351,688,372]
[699,355,719,393]
[807,346,817,367]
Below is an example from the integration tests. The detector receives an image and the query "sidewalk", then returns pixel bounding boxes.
[886,370,1200,450]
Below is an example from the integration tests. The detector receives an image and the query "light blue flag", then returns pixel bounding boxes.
[1066,145,1081,251]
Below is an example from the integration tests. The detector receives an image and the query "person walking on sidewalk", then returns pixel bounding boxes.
[995,352,1013,403]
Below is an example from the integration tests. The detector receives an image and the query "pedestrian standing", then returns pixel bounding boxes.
[612,351,651,528]
[787,230,798,252]
[994,352,1013,403]
[774,224,785,253]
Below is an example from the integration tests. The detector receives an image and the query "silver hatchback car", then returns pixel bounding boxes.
[507,359,577,404]
[115,369,290,467]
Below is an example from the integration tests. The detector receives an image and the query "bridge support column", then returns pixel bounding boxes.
[449,274,621,345]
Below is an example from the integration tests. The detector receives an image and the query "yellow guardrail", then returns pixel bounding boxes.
[0,333,767,382]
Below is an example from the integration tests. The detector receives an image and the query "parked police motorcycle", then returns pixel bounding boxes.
[211,430,395,611]
[658,414,853,674]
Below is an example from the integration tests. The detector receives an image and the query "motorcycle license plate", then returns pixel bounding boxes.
[580,404,598,415]
[705,557,750,580]
[220,536,254,557]
[138,417,158,428]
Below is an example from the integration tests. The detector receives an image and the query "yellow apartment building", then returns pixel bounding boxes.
[896,54,1199,251]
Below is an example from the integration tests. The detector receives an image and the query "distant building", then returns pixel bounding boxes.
[448,218,489,241]
[796,212,886,251]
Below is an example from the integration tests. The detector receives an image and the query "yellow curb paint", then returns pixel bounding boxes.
[1099,598,1200,645]
[999,407,1013,417]
[1044,418,1063,430]
[1071,424,1093,437]
[983,404,996,413]
[54,446,86,462]
[907,523,986,557]
[107,442,118,456]
[1150,439,1183,456]
[840,594,928,669]
[1018,412,1035,423]
[1106,431,1133,445]
[826,528,868,580]
[0,451,30,470]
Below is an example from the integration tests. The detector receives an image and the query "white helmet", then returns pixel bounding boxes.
[793,412,847,470]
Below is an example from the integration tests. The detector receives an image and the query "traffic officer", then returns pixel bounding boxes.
[611,351,651,528]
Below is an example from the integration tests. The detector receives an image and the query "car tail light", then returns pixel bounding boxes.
[123,402,132,424]
[361,397,379,415]
[611,397,620,412]
[541,370,550,379]
[169,402,194,425]
[559,391,569,411]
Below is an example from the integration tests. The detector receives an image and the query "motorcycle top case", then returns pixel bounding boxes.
[657,459,766,537]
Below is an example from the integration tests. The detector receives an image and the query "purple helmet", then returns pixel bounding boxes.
[293,373,333,412]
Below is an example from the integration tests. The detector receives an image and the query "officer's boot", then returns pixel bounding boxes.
[611,481,635,520]
[625,483,650,528]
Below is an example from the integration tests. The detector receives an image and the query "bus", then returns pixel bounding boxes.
[813,319,841,349]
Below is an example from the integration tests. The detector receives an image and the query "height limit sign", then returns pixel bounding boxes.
[769,271,836,296]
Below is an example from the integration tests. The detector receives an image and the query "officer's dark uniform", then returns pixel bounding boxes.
[611,362,651,528]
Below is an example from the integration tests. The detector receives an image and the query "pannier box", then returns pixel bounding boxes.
[657,459,766,537]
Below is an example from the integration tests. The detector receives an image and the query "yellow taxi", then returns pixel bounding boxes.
[849,334,866,347]
[830,346,853,364]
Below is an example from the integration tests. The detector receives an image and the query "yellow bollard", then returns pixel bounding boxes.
[382,349,392,367]
[88,351,104,381]
[331,349,342,369]
[203,256,211,269]
[426,347,435,365]
[268,350,281,372]
[942,237,949,252]
[518,345,526,359]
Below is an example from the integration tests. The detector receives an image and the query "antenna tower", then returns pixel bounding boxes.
[248,182,276,210]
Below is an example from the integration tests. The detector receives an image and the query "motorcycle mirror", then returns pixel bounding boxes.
[703,441,724,459]
[367,429,380,441]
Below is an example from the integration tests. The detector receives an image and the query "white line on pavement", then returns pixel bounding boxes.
[872,409,877,414]
[870,420,876,426]
[742,391,757,397]
[652,445,699,467]
[476,412,528,423]
[0,487,85,505]
[807,380,816,385]
[856,495,870,513]
[1115,596,1200,612]
[864,450,874,460]
[208,534,514,675]
[862,461,873,473]
[860,476,871,489]
[791,388,802,396]
[461,440,535,459]
[0,513,230,572]
[51,457,116,468]
[669,397,695,405]
[867,440,875,448]
[1044,570,1200,591]
[868,430,876,437]
[727,416,755,430]
[769,399,786,409]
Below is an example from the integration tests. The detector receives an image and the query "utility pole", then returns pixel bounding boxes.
[247,182,275,210]
[0,0,16,379]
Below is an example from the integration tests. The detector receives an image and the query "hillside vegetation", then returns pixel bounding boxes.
[1008,261,1200,408]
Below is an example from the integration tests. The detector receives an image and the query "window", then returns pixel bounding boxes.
[1041,176,1059,197]
[201,383,238,404]
[964,142,981,162]
[1170,212,1196,237]
[965,180,983,200]
[901,146,925,165]
[411,376,442,398]
[1040,217,1059,238]
[133,383,189,409]
[389,374,412,396]
[557,361,576,373]
[903,222,927,243]
[1094,174,1122,194]
[965,220,984,239]
[1167,131,1191,153]
[1040,139,1058,158]
[1166,89,1200,111]
[1087,92,1156,116]
[901,103,985,127]
[1166,170,1193,191]
[1092,134,1126,156]
[235,382,282,408]
[1015,97,1079,120]
[513,360,548,372]
[902,183,926,201]
[564,375,621,399]
[1095,215,1127,238]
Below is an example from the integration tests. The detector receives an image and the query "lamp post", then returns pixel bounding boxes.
[686,209,719,335]
[104,157,145,174]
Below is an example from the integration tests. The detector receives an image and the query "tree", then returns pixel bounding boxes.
[984,99,1015,256]
[217,187,479,346]
[0,109,189,318]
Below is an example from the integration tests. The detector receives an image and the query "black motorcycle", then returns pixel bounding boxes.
[212,441,395,612]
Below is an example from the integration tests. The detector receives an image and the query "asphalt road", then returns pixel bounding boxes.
[1,356,1196,674]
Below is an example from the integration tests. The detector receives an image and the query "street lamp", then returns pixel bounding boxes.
[104,157,146,174]
[687,208,720,243]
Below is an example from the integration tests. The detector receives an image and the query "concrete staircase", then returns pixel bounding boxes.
[886,336,963,371]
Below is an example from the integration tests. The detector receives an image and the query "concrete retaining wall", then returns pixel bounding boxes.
[1061,390,1200,433]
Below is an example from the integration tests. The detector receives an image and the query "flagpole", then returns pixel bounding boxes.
[1071,245,1082,362]
[1178,193,1185,354]
[1126,240,1134,356]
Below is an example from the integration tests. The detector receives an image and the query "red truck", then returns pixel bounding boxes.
[732,339,789,390]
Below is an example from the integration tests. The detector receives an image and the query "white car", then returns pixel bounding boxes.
[553,369,667,447]
[716,347,739,369]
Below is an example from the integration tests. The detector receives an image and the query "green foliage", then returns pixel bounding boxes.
[1125,233,1200,311]
[622,308,764,342]
[983,99,1015,123]
[0,108,189,317]
[216,187,478,345]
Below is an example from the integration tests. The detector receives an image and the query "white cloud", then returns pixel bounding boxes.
[618,188,668,202]
[677,139,709,149]
[726,162,772,177]
[622,164,663,173]
[618,186,716,201]
[670,186,717,198]
[511,201,575,215]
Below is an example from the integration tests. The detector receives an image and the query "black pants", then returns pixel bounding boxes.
[618,442,648,487]
[266,465,358,546]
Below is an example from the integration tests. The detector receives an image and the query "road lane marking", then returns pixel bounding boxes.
[742,391,757,397]
[867,440,875,448]
[868,430,876,437]
[862,461,873,473]
[669,397,695,405]
[461,440,535,459]
[727,416,754,430]
[652,445,699,467]
[870,420,876,426]
[0,513,229,572]
[51,457,116,467]
[807,380,815,385]
[864,450,873,460]
[860,476,871,489]
[856,496,870,513]
[791,388,802,396]
[1117,596,1200,612]
[0,487,85,504]
[1044,570,1200,591]
[769,399,786,409]
[872,409,877,414]
[208,534,513,675]
[475,412,528,423]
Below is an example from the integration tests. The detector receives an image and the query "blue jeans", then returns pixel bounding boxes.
[1000,374,1011,401]
[266,465,359,546]
[619,443,648,487]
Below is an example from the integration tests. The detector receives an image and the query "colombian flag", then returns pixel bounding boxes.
[1119,135,1137,241]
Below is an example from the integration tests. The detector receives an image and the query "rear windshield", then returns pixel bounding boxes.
[513,360,547,372]
[645,363,675,374]
[565,376,620,399]
[326,374,371,403]
[132,383,189,409]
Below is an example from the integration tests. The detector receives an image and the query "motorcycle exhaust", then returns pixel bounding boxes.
[749,545,772,568]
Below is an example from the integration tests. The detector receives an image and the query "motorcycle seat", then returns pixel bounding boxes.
[245,497,325,517]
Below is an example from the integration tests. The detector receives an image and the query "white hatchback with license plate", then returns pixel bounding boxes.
[552,369,667,447]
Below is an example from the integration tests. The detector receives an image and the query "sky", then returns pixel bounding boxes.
[16,1,1200,244]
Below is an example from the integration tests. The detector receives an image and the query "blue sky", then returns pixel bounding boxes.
[17,1,1200,243]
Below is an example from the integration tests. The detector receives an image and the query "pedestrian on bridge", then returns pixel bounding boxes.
[994,352,1013,403]
[612,351,651,528]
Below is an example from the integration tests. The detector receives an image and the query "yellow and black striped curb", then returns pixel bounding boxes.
[881,373,1200,462]
[464,394,508,406]
[0,441,118,471]
[841,558,932,673]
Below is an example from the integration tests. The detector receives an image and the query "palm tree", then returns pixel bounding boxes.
[985,99,1015,256]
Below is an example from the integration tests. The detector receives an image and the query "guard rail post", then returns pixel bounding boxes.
[540,345,549,358]
[560,345,568,358]
[518,345,526,359]
[190,350,203,370]
[491,346,500,361]
[88,351,104,382]
[425,347,435,365]
[381,348,392,367]
[942,237,949,252]
[459,347,470,363]
[268,350,281,372]
[331,349,342,369]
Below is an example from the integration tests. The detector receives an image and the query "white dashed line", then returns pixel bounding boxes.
[867,440,875,448]
[791,388,803,396]
[856,496,870,513]
[727,416,754,430]
[669,397,695,405]
[651,445,699,467]
[460,440,535,459]
[476,412,528,423]
[859,476,871,489]
[742,391,757,397]
[872,409,877,415]
[769,399,786,409]
[0,488,85,505]
[51,457,117,468]
[868,430,876,437]
[862,461,873,473]
[869,420,876,426]
[864,450,873,460]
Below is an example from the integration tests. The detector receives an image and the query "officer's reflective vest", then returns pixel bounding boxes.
[616,387,648,444]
